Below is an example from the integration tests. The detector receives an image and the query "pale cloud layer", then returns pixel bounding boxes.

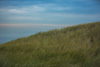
[0,3,100,24]
[0,5,46,13]
[8,16,41,20]
[8,9,26,13]
[0,4,100,22]
[0,4,71,13]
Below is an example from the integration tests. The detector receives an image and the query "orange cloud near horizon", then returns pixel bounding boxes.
[0,24,70,27]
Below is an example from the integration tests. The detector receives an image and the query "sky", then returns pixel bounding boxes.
[0,0,100,44]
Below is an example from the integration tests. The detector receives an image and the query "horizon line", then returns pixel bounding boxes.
[0,23,71,27]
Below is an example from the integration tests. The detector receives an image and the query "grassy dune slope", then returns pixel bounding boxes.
[0,22,100,67]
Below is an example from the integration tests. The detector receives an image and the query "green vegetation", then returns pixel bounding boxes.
[0,22,100,67]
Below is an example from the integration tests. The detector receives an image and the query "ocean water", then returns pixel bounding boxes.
[0,25,65,44]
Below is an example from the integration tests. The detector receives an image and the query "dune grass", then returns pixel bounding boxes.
[0,22,100,67]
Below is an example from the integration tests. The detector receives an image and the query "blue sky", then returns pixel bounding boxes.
[0,0,100,44]
[0,0,100,24]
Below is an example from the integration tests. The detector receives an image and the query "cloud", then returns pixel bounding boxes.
[0,5,46,14]
[40,12,100,19]
[8,9,26,13]
[38,3,73,11]
[50,6,72,11]
[23,5,46,12]
[8,16,41,20]
[0,3,72,14]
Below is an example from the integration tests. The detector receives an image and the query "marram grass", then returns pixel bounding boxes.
[0,22,100,67]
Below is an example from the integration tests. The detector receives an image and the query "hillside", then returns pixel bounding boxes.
[0,22,100,67]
